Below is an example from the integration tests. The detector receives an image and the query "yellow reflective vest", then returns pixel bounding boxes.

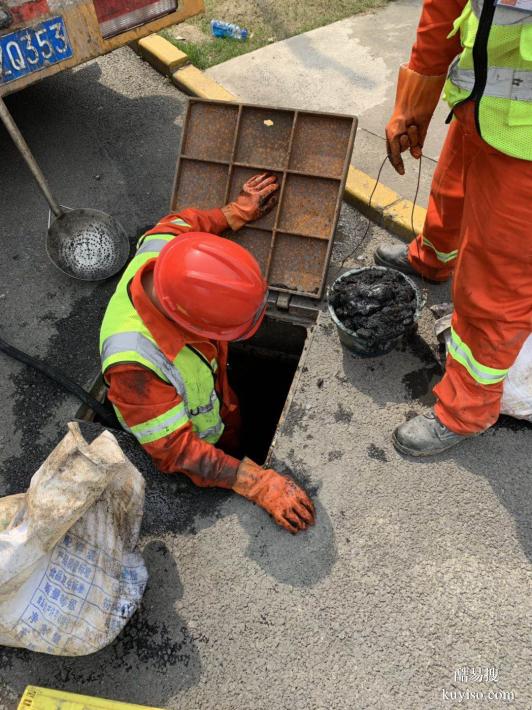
[99,231,224,446]
[445,0,532,160]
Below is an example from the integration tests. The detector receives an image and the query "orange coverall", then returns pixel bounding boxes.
[107,208,243,488]
[406,0,532,434]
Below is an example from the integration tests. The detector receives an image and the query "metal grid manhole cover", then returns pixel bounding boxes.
[170,99,357,299]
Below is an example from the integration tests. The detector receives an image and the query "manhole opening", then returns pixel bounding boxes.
[79,315,308,465]
[228,316,308,464]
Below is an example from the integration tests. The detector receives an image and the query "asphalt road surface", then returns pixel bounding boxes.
[0,46,187,496]
[0,46,531,710]
[0,47,193,704]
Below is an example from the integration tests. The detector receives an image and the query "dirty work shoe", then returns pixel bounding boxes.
[393,411,479,457]
[374,243,418,277]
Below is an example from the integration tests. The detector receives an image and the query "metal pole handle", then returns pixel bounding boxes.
[0,96,63,218]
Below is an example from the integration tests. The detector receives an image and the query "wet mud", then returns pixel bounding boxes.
[330,269,417,348]
[402,364,441,405]
[367,444,388,463]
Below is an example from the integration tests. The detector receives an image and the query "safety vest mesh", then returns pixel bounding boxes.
[444,0,532,160]
[99,231,224,445]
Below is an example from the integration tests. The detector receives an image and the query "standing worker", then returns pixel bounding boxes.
[375,0,532,456]
[100,174,315,533]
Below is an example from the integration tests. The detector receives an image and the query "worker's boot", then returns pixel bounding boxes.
[375,243,448,284]
[393,411,480,457]
[374,243,419,277]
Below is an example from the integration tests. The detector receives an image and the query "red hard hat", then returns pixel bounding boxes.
[154,232,268,341]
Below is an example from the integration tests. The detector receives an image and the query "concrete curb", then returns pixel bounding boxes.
[134,34,426,241]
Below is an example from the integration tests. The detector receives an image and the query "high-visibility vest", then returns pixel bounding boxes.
[444,0,532,160]
[99,229,224,446]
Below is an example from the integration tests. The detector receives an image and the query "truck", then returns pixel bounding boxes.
[0,0,203,96]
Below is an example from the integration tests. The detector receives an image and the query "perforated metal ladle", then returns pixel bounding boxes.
[0,96,129,281]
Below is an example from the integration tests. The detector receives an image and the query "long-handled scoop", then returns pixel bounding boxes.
[0,97,129,281]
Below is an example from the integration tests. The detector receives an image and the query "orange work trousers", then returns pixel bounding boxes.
[407,103,532,434]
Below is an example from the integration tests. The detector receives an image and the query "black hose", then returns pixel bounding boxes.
[0,335,116,428]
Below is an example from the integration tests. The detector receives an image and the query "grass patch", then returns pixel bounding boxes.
[162,0,389,69]
[160,33,267,70]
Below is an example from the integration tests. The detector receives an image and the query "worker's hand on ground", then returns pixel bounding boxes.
[222,173,279,231]
[233,457,315,533]
[386,64,446,175]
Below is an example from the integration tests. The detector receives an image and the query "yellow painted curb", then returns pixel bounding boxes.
[345,167,400,216]
[137,34,426,241]
[172,65,236,101]
[344,167,426,240]
[137,35,188,74]
[383,199,426,241]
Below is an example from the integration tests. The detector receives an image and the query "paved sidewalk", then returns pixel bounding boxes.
[208,0,446,207]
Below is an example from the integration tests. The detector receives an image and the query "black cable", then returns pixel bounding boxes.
[336,155,390,275]
[412,154,424,261]
[335,153,423,279]
[0,335,116,428]
[411,154,423,239]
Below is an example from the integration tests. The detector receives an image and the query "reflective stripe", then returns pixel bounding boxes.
[101,331,190,399]
[160,359,188,407]
[135,232,175,252]
[170,218,191,227]
[102,331,171,379]
[198,420,224,440]
[135,221,191,254]
[136,239,173,256]
[422,236,459,264]
[101,332,220,419]
[129,402,189,444]
[113,406,131,433]
[448,328,509,384]
[190,390,218,416]
[117,393,222,443]
[472,0,532,25]
[449,60,532,101]
[102,332,161,373]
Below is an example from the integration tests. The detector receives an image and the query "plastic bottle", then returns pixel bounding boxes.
[210,20,249,41]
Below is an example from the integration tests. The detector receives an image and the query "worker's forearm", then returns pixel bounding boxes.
[409,0,466,76]
[145,207,229,239]
[107,366,238,488]
[144,426,239,489]
[178,207,229,235]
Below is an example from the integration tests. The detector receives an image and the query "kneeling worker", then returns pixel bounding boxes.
[100,174,315,534]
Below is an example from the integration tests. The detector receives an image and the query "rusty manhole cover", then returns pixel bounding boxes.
[171,99,357,299]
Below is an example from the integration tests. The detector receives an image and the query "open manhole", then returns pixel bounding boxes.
[77,314,311,465]
[228,316,307,463]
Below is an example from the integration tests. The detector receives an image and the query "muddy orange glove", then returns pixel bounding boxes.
[233,457,315,533]
[222,173,279,231]
[386,64,446,175]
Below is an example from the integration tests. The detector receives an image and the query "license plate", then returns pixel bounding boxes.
[0,16,73,85]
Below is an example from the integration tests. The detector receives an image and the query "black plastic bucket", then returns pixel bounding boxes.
[327,266,424,357]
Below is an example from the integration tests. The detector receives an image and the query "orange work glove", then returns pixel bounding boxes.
[222,173,279,231]
[233,457,315,533]
[386,64,446,175]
